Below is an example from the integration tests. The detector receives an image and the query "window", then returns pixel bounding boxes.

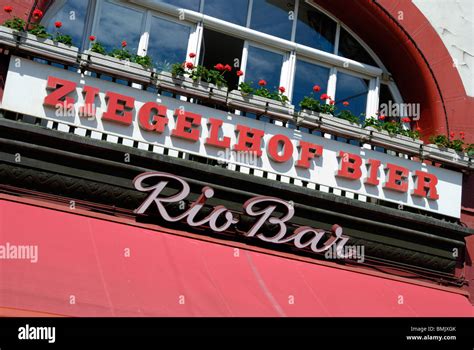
[245,46,283,90]
[295,2,337,53]
[47,0,402,127]
[379,83,395,109]
[335,72,369,119]
[338,27,378,67]
[292,60,330,108]
[250,0,295,41]
[152,0,201,12]
[96,1,144,53]
[147,16,191,71]
[200,29,244,90]
[203,0,249,26]
[44,0,90,49]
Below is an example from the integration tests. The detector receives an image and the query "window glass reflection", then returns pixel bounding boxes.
[96,1,144,53]
[151,0,201,12]
[203,0,249,26]
[335,72,369,120]
[245,46,283,91]
[45,0,89,49]
[147,16,191,71]
[292,60,330,108]
[250,0,295,40]
[338,27,377,67]
[295,3,336,53]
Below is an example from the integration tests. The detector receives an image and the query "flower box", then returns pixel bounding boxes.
[0,26,79,65]
[156,71,228,105]
[369,128,423,155]
[424,143,471,167]
[80,50,155,85]
[227,90,294,122]
[319,113,370,141]
[295,109,321,129]
[0,25,18,47]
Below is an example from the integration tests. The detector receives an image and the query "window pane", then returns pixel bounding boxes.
[204,0,249,26]
[338,27,377,67]
[201,29,244,90]
[151,0,201,12]
[335,72,369,120]
[45,0,89,49]
[292,60,330,108]
[147,16,191,71]
[378,83,395,115]
[245,46,283,91]
[295,3,336,53]
[96,1,144,53]
[250,0,295,40]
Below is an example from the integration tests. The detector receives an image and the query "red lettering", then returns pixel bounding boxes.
[43,76,76,111]
[171,109,202,141]
[296,141,323,169]
[138,102,168,133]
[79,85,100,118]
[233,125,264,157]
[384,163,409,192]
[412,170,439,200]
[102,91,134,125]
[365,159,381,186]
[336,152,362,180]
[268,134,293,163]
[205,118,230,149]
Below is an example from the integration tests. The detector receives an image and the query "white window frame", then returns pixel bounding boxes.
[88,0,404,124]
[91,0,149,55]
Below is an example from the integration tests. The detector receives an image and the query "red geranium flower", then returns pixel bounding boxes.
[416,126,422,132]
[343,101,349,106]
[313,85,321,92]
[224,64,232,72]
[450,132,455,139]
[189,52,196,58]
[320,93,329,100]
[55,21,62,28]
[329,100,335,105]
[236,70,244,77]
[185,62,194,69]
[401,117,411,123]
[121,40,127,48]
[89,35,96,41]
[378,115,386,121]
[278,86,285,93]
[32,9,43,19]
[214,63,224,71]
[459,131,465,140]
[4,6,13,13]
[258,79,267,86]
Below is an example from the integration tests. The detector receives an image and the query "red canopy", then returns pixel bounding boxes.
[0,199,472,316]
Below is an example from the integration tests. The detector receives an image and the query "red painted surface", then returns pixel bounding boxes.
[0,0,52,24]
[0,199,472,316]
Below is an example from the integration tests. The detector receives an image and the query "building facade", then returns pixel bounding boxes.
[0,0,473,316]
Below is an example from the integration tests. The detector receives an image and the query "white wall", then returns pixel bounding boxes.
[413,0,474,97]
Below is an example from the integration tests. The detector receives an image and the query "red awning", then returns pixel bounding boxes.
[0,199,472,316]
